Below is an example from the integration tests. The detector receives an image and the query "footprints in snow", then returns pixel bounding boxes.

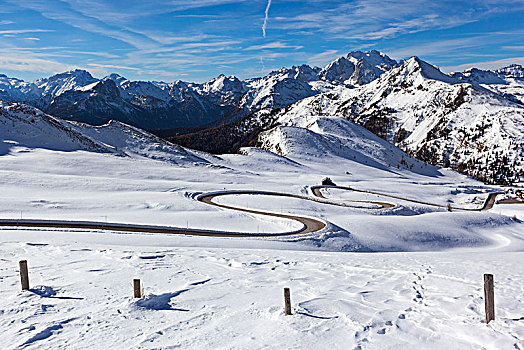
[411,265,432,306]
[353,265,433,349]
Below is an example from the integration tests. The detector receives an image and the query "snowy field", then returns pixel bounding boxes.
[1,110,523,349]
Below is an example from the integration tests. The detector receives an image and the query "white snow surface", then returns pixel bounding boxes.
[1,101,523,349]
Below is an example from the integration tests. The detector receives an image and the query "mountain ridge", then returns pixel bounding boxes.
[1,51,523,184]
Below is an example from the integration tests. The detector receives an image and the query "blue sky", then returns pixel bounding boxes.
[1,0,523,82]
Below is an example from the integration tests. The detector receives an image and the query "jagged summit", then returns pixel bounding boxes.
[103,73,129,86]
[347,49,397,69]
[202,74,246,94]
[319,50,397,85]
[384,56,460,85]
[496,64,524,79]
[451,68,506,85]
[35,69,98,98]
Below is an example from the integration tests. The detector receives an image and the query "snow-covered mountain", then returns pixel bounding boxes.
[35,69,98,98]
[257,115,439,177]
[496,64,524,80]
[2,51,523,185]
[0,50,397,130]
[450,64,524,106]
[273,57,524,184]
[0,101,207,164]
[0,74,40,102]
[319,50,397,85]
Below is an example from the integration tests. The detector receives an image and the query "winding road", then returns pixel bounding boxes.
[311,185,502,212]
[0,186,503,237]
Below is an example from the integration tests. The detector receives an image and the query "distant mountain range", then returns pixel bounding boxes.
[0,50,400,130]
[1,50,523,184]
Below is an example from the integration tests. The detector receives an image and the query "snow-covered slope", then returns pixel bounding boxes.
[275,57,524,184]
[1,83,523,349]
[0,101,115,155]
[75,120,208,164]
[258,115,438,176]
[0,101,208,165]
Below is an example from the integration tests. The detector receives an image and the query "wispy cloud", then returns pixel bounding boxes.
[442,57,524,73]
[385,36,487,59]
[244,41,302,50]
[65,51,119,58]
[87,63,140,70]
[308,49,340,67]
[0,29,53,34]
[0,50,75,74]
[262,0,272,37]
[502,45,524,50]
[271,0,513,42]
[8,1,155,50]
[1,0,522,83]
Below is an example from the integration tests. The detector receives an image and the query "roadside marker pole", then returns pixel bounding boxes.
[484,274,495,323]
[133,279,142,298]
[19,260,29,290]
[284,288,292,315]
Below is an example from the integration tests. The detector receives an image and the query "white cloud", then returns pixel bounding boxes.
[244,41,302,50]
[385,37,486,60]
[442,57,524,73]
[87,63,140,70]
[307,49,340,67]
[0,51,75,74]
[0,29,53,34]
[502,46,524,50]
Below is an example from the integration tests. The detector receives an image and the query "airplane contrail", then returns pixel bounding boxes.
[262,0,272,37]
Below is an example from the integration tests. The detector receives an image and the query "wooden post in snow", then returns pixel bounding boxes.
[484,274,495,323]
[133,279,142,298]
[19,260,29,290]
[283,287,292,315]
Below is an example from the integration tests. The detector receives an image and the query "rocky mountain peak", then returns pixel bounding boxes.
[90,79,121,99]
[496,64,524,79]
[387,56,459,85]
[319,50,397,85]
[103,73,129,86]
[35,69,98,97]
[203,74,245,94]
[318,56,355,84]
[451,68,507,85]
